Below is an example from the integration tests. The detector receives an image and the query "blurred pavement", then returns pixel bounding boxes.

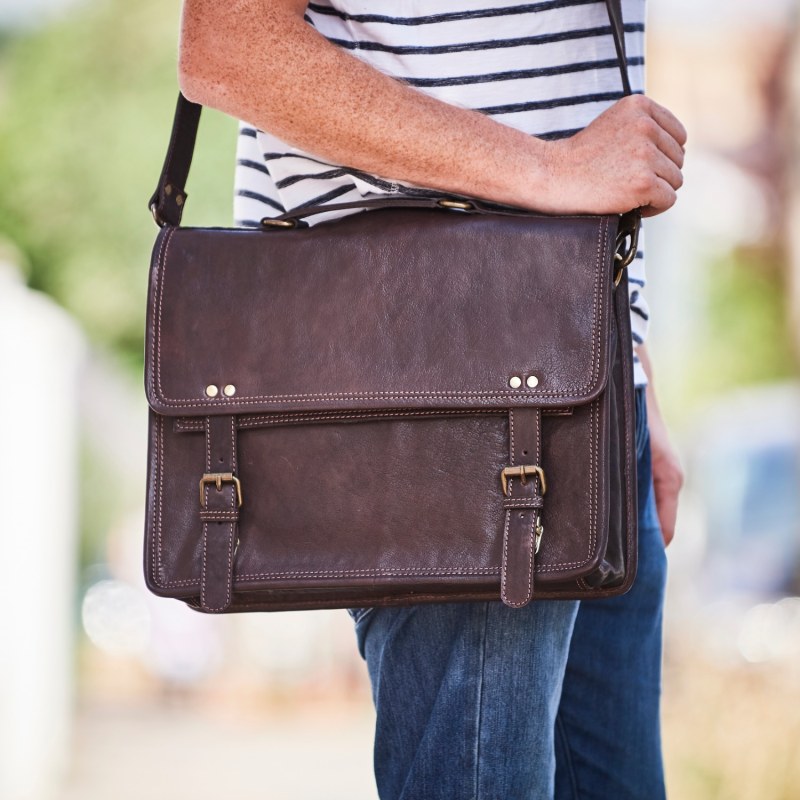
[60,697,377,800]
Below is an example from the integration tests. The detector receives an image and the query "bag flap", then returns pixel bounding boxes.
[145,208,618,416]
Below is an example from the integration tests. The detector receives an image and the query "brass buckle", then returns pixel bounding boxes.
[199,472,243,508]
[437,199,474,211]
[500,465,547,497]
[613,214,641,286]
[261,217,297,229]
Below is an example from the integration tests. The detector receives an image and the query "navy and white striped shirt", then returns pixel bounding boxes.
[234,0,650,385]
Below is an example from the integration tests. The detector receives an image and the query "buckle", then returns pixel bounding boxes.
[199,472,243,508]
[613,213,641,286]
[500,465,547,497]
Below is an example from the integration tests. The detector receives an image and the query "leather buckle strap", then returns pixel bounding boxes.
[199,415,241,613]
[500,408,544,608]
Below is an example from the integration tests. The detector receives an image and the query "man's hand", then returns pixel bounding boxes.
[637,344,684,546]
[179,1,686,218]
[546,95,687,218]
[647,395,684,547]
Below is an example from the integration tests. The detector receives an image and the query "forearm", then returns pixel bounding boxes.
[636,344,662,423]
[179,1,551,210]
[178,0,686,216]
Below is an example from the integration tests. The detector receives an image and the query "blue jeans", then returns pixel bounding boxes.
[348,387,667,800]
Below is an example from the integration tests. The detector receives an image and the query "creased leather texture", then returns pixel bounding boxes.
[146,212,613,414]
[143,205,638,613]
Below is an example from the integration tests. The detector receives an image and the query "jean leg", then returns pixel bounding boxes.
[554,387,668,800]
[353,599,579,800]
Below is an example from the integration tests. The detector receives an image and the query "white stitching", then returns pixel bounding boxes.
[506,512,537,608]
[172,408,576,432]
[158,566,501,588]
[500,510,512,605]
[154,415,164,586]
[151,221,610,407]
[199,511,240,519]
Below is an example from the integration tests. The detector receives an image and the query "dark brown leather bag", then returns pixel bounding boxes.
[144,0,641,614]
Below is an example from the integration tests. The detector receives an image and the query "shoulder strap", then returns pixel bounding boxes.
[605,0,632,95]
[149,0,633,227]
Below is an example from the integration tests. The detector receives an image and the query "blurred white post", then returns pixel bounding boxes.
[0,258,85,799]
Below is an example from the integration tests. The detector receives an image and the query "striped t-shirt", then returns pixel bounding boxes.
[233,0,650,386]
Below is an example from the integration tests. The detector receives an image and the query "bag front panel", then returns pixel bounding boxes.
[144,396,610,601]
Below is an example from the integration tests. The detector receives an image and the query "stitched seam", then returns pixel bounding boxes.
[502,498,542,508]
[199,512,240,519]
[157,390,593,407]
[172,408,575,432]
[154,415,164,587]
[199,417,236,613]
[509,409,516,465]
[534,400,599,573]
[152,222,608,406]
[505,511,536,608]
[201,521,211,608]
[230,414,238,472]
[153,402,603,586]
[152,227,176,402]
[500,511,512,604]
[190,593,504,611]
[238,566,499,579]
[156,565,503,588]
[507,409,516,496]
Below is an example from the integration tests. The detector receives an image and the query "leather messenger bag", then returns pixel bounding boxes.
[143,0,641,614]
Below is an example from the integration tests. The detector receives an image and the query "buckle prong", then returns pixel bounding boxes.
[500,465,547,497]
[199,472,243,508]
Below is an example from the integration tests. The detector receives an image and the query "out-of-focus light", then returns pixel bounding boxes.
[737,598,800,664]
[81,579,151,656]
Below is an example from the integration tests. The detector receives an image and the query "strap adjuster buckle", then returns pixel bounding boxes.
[500,465,547,497]
[199,472,243,508]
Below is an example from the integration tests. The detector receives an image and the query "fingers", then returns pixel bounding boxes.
[653,124,685,170]
[647,98,688,149]
[654,479,679,547]
[654,150,683,191]
[639,175,677,217]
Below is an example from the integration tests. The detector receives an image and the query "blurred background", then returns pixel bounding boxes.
[1,0,799,798]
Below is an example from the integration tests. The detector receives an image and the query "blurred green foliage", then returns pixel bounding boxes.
[0,0,236,372]
[705,249,797,384]
[0,0,796,398]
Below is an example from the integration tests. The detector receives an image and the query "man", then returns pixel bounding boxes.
[177,1,685,796]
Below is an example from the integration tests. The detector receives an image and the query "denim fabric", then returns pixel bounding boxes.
[553,388,668,800]
[348,387,667,800]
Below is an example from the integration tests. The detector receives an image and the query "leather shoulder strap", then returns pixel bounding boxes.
[149,0,633,227]
[605,0,632,95]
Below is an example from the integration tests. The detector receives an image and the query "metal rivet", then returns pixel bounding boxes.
[164,184,173,196]
[223,384,236,397]
[526,375,539,388]
[205,384,219,398]
[176,194,184,207]
[509,375,522,389]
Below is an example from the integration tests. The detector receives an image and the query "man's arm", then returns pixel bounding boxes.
[636,344,684,546]
[178,0,686,217]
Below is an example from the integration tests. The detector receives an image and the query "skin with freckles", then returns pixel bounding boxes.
[178,0,685,543]
[178,0,687,217]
